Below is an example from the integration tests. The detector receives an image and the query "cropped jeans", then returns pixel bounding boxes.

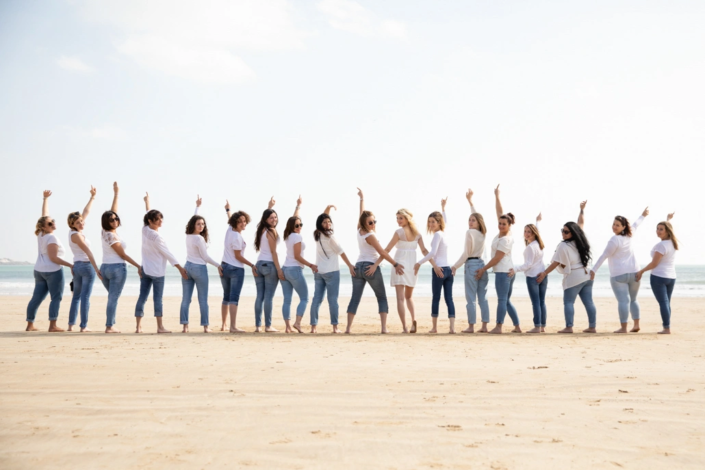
[135,272,165,317]
[310,271,340,325]
[221,262,245,306]
[100,263,126,327]
[431,267,455,318]
[281,266,309,321]
[347,262,388,315]
[68,261,96,329]
[254,260,279,327]
[650,274,675,328]
[27,269,65,322]
[563,280,597,328]
[180,262,209,326]
[526,275,548,327]
[495,272,519,326]
[610,272,640,323]
[463,259,489,324]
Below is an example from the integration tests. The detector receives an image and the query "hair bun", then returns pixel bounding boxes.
[506,212,515,225]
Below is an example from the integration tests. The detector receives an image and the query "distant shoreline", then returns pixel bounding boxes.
[0,259,31,266]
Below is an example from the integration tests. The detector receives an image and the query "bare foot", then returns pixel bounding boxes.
[449,329,456,334]
[630,327,640,333]
[135,326,143,333]
[332,326,343,334]
[80,328,91,332]
[462,326,475,333]
[293,323,303,334]
[488,325,502,334]
[558,327,573,333]
[310,326,318,334]
[511,326,522,333]
[477,325,489,333]
[182,325,189,333]
[105,327,121,333]
[265,326,278,333]
[229,327,245,333]
[381,329,389,334]
[428,328,437,334]
[344,329,352,334]
[540,327,546,332]
[157,327,172,334]
[254,327,263,333]
[48,326,65,332]
[526,327,540,333]
[658,329,671,334]
[203,327,211,333]
[582,327,596,333]
[613,328,628,334]
[285,327,294,333]
[25,323,38,332]
[68,325,75,331]
[220,325,226,332]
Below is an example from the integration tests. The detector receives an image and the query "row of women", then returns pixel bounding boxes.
[26,183,679,335]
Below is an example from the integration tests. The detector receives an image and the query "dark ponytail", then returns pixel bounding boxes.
[563,222,591,268]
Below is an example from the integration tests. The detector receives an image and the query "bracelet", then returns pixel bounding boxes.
[226,208,230,212]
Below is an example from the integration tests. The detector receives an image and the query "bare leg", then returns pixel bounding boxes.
[135,316,143,333]
[614,322,628,334]
[395,286,407,333]
[345,312,355,334]
[488,324,503,334]
[380,312,389,334]
[449,317,456,334]
[405,286,416,323]
[477,322,489,333]
[26,322,38,332]
[48,320,64,332]
[284,319,293,334]
[429,317,438,334]
[182,324,189,333]
[630,319,640,332]
[229,305,245,333]
[293,316,303,333]
[220,304,228,331]
[156,317,171,334]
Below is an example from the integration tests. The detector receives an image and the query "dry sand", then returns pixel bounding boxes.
[1,295,704,469]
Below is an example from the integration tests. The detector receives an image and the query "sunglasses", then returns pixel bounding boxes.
[368,220,377,226]
[561,229,571,235]
[295,223,303,228]
[109,216,120,222]
[46,222,55,227]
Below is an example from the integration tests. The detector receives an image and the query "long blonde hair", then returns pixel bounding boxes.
[35,216,50,236]
[658,221,679,250]
[524,224,545,250]
[471,212,487,235]
[396,208,418,239]
[426,211,445,233]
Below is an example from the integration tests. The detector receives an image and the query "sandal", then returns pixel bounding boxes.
[410,321,417,334]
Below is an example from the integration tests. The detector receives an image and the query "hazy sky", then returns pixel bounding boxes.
[1,0,703,266]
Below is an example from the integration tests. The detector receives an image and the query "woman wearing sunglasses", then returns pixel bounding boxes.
[26,190,74,332]
[66,186,103,332]
[253,196,285,333]
[281,196,318,333]
[345,188,404,334]
[100,182,141,333]
[537,201,596,333]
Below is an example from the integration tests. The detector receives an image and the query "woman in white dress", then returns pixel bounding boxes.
[376,209,429,333]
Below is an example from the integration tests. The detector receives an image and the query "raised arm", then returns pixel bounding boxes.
[144,192,151,212]
[578,200,587,229]
[267,196,276,210]
[667,212,675,222]
[111,182,119,213]
[42,190,52,217]
[466,188,477,214]
[293,195,302,218]
[324,205,336,215]
[225,199,231,222]
[536,212,542,225]
[632,206,649,230]
[82,186,97,220]
[494,184,503,220]
[194,194,202,215]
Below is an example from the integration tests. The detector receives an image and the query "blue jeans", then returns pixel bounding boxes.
[610,273,640,323]
[221,262,245,306]
[26,269,65,322]
[100,263,126,327]
[281,266,309,321]
[563,280,597,328]
[310,271,340,326]
[135,272,165,317]
[68,261,96,329]
[432,267,455,318]
[180,262,209,326]
[526,275,548,327]
[650,275,675,328]
[495,272,519,325]
[464,259,489,324]
[254,261,279,327]
[347,262,388,314]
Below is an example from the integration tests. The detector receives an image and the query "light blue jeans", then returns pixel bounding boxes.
[180,262,209,326]
[254,261,279,327]
[347,262,388,314]
[27,269,65,322]
[100,263,127,327]
[610,272,640,323]
[69,261,96,329]
[310,271,340,326]
[281,266,309,321]
[464,259,489,324]
[495,272,519,326]
[221,262,245,306]
[563,280,597,328]
[135,272,165,317]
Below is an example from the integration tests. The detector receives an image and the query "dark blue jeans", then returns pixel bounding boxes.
[100,263,127,327]
[69,261,96,329]
[221,262,245,306]
[27,269,65,322]
[135,272,165,317]
[431,267,455,318]
[347,262,388,314]
[526,275,547,327]
[650,274,675,328]
[495,272,519,326]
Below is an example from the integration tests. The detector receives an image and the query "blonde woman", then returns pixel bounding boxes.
[451,188,489,333]
[26,190,74,332]
[375,209,429,333]
[509,215,545,333]
[636,213,678,334]
[66,186,103,332]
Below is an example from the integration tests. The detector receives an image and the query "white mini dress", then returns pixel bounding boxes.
[391,228,421,287]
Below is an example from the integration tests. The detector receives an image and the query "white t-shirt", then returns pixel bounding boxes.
[186,234,220,267]
[490,234,514,273]
[651,239,677,279]
[418,231,449,267]
[514,240,544,277]
[35,233,65,273]
[68,230,90,263]
[257,230,277,262]
[357,230,379,263]
[591,216,644,277]
[552,241,591,290]
[141,225,180,277]
[101,230,126,265]
[222,228,246,268]
[284,233,306,268]
[315,234,345,274]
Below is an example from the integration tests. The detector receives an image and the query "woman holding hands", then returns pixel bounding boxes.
[253,197,285,333]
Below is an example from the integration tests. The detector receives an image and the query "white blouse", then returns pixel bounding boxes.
[452,229,486,269]
[315,234,345,274]
[101,230,126,265]
[186,234,220,267]
[141,225,180,277]
[552,241,591,290]
[418,231,449,267]
[591,216,644,277]
[514,240,544,277]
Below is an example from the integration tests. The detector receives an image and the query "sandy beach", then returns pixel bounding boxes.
[1,295,703,469]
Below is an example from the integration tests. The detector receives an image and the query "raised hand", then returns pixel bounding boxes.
[325,205,337,212]
[144,192,150,204]
[642,206,649,218]
[196,194,202,207]
[43,190,52,199]
[667,212,675,221]
[225,199,230,212]
[465,188,474,203]
[357,187,364,200]
[536,212,542,223]
[297,194,303,207]
[113,182,119,194]
[90,185,97,198]
[494,184,500,197]
[268,196,276,209]
[441,197,448,211]
[580,200,587,211]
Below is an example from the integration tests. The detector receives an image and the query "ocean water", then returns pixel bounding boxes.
[2,265,704,298]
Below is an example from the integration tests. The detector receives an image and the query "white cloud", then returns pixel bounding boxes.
[317,0,407,38]
[74,0,308,84]
[56,55,94,73]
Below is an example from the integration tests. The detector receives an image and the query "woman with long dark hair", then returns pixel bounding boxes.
[310,205,356,333]
[509,215,546,333]
[591,207,650,333]
[253,197,285,333]
[222,200,255,333]
[636,213,678,334]
[180,196,223,333]
[537,201,596,333]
